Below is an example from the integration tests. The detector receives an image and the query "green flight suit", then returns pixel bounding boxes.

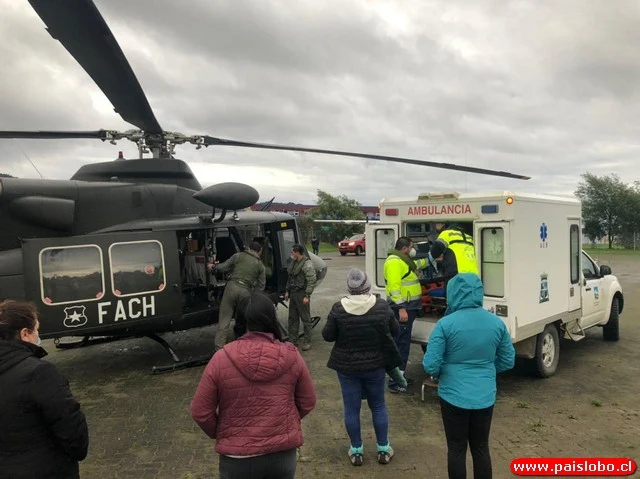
[214,250,266,351]
[286,256,317,346]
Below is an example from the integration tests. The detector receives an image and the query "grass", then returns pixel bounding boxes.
[306,242,338,253]
[591,399,603,407]
[529,420,545,432]
[584,246,640,255]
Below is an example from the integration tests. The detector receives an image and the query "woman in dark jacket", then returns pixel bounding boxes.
[322,268,405,467]
[0,300,89,479]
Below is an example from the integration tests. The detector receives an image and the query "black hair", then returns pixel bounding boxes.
[291,244,305,255]
[394,236,413,250]
[429,240,446,259]
[0,300,38,341]
[236,292,284,341]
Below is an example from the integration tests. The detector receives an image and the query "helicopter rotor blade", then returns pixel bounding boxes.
[28,0,163,134]
[201,136,531,180]
[0,130,111,140]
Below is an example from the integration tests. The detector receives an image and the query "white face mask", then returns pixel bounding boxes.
[409,248,417,258]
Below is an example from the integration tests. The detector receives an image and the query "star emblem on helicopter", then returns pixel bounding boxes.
[63,306,88,328]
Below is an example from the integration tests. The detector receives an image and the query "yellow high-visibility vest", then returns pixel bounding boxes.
[384,254,428,307]
[437,229,479,275]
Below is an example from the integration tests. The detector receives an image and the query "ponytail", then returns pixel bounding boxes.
[238,292,284,341]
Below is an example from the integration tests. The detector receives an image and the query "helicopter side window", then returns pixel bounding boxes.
[39,245,105,305]
[109,240,166,297]
[277,229,297,267]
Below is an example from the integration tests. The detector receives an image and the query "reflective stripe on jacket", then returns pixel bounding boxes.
[437,229,479,275]
[384,254,427,307]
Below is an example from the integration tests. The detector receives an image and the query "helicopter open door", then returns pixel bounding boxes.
[21,231,182,339]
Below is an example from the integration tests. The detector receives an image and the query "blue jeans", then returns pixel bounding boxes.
[337,369,389,448]
[388,308,416,386]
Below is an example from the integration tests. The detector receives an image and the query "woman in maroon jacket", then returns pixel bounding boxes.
[191,291,317,479]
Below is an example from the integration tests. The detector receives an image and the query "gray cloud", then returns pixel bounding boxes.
[1,0,639,207]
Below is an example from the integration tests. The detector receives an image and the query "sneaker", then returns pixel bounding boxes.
[387,385,414,396]
[377,445,394,464]
[301,343,311,351]
[348,446,364,466]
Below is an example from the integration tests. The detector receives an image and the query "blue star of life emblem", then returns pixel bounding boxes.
[540,223,548,241]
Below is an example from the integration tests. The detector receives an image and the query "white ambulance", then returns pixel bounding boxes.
[364,191,624,377]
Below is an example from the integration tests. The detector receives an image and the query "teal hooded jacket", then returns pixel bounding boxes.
[422,273,515,409]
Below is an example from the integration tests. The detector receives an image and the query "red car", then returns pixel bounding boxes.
[338,234,366,256]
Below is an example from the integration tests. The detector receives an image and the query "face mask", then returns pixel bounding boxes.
[36,335,42,346]
[409,248,417,258]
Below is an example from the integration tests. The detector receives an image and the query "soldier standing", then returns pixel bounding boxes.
[285,244,317,351]
[209,242,266,352]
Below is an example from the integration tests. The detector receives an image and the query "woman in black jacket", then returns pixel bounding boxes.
[0,300,89,479]
[322,268,404,467]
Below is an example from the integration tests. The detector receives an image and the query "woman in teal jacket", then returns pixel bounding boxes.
[423,273,515,479]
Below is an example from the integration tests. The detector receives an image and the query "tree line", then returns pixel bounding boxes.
[576,173,640,249]
[297,190,367,245]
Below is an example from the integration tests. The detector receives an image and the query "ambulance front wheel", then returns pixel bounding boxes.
[533,324,560,378]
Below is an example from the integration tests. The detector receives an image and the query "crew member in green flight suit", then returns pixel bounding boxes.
[209,242,266,352]
[285,244,317,351]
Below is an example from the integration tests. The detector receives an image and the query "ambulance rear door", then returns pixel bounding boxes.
[365,223,399,298]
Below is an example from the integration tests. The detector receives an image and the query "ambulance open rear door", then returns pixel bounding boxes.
[365,223,398,298]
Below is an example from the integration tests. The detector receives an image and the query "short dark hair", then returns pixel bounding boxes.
[291,244,305,255]
[0,300,38,341]
[237,291,284,341]
[249,241,263,253]
[395,236,413,250]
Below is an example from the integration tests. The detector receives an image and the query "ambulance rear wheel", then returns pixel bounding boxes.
[533,324,560,378]
[603,298,620,342]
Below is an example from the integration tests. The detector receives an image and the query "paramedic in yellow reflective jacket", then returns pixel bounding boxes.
[383,236,428,394]
[429,223,479,277]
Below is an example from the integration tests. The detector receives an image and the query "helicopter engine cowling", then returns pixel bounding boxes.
[9,196,76,232]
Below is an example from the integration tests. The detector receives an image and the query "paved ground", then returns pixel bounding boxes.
[44,251,640,478]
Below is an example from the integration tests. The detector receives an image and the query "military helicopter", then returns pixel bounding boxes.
[0,0,530,373]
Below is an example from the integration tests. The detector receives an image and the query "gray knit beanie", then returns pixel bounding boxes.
[346,268,371,295]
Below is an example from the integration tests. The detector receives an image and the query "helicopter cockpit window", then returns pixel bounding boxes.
[109,240,166,297]
[39,245,105,306]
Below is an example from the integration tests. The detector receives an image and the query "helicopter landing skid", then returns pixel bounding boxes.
[54,336,125,350]
[148,334,212,375]
[295,316,322,339]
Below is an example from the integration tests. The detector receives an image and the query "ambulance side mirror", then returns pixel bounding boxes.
[599,265,612,276]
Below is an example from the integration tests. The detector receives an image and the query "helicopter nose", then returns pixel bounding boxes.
[307,252,328,285]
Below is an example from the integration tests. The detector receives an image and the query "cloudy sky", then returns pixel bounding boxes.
[1,0,639,206]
